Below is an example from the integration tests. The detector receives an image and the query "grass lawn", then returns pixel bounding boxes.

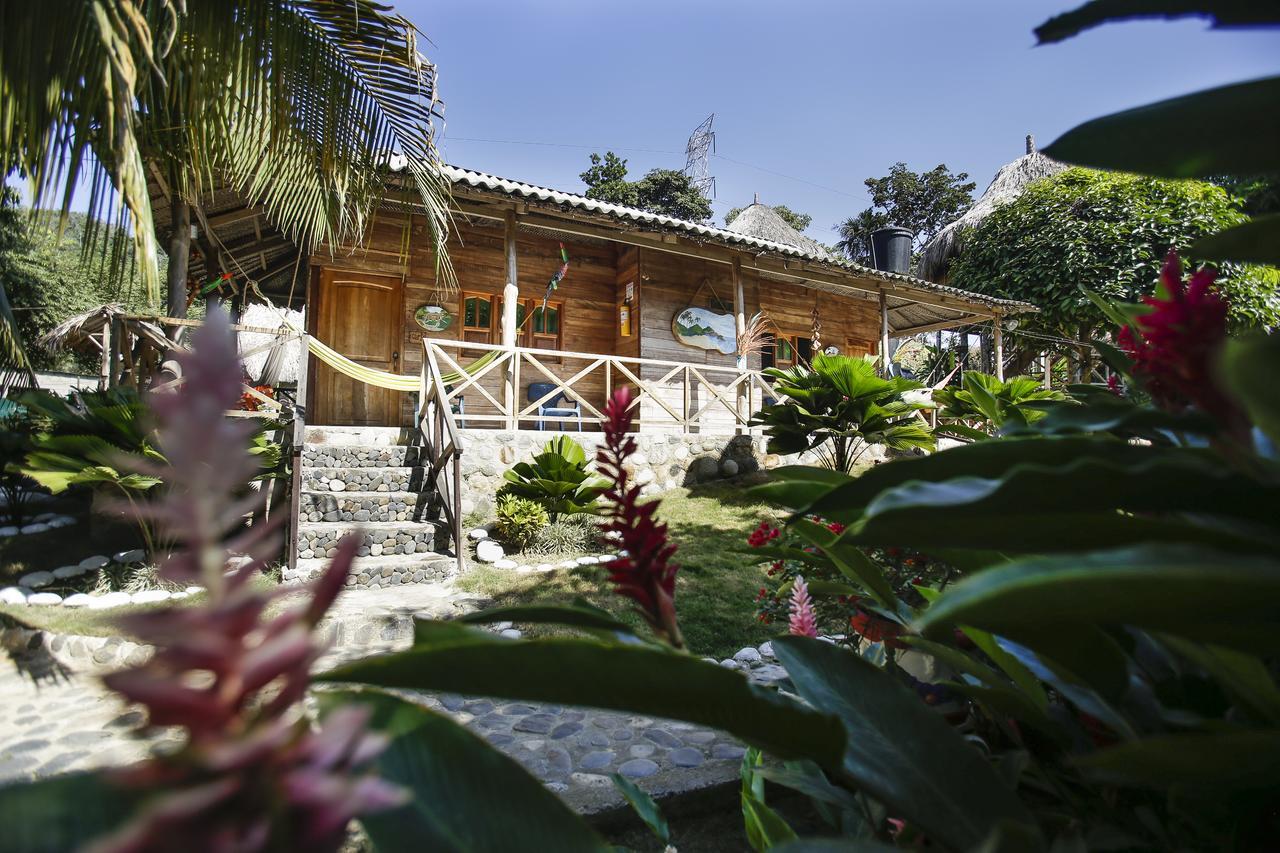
[459,478,786,659]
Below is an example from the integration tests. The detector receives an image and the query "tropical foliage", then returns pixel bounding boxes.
[933,371,1067,439]
[0,189,155,372]
[579,151,714,222]
[494,493,549,550]
[752,353,935,473]
[1,0,453,306]
[500,436,608,521]
[949,169,1280,357]
[835,163,976,264]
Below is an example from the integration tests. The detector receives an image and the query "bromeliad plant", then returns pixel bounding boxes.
[500,434,608,520]
[933,371,1066,440]
[752,352,935,473]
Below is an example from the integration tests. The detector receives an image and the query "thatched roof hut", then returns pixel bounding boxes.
[725,195,833,260]
[917,135,1067,284]
[38,303,168,353]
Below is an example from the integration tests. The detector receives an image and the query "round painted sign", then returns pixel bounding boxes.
[415,304,453,332]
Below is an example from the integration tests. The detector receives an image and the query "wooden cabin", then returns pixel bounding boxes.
[154,164,1033,435]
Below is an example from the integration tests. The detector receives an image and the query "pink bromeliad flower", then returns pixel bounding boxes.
[87,310,403,853]
[1117,250,1244,436]
[788,576,819,638]
[597,388,685,649]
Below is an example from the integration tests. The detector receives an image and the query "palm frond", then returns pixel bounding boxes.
[736,311,775,359]
[0,280,36,396]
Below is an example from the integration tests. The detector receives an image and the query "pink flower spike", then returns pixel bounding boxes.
[789,576,819,638]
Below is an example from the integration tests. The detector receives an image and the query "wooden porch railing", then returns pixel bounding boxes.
[422,339,775,433]
[416,341,466,573]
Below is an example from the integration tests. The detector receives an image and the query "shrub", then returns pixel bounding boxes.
[527,515,599,556]
[751,353,935,473]
[500,435,608,520]
[933,371,1066,440]
[494,493,548,550]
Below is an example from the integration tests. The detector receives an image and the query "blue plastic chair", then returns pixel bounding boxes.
[527,382,581,431]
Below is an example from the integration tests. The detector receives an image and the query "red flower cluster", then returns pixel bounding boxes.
[1117,251,1241,429]
[597,388,684,649]
[747,521,781,548]
[91,311,402,853]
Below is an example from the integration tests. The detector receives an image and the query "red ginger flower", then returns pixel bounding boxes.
[788,575,819,638]
[747,521,780,547]
[1118,251,1243,434]
[597,388,684,649]
[89,309,403,853]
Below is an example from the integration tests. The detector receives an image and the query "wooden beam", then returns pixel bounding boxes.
[993,318,1004,380]
[501,209,519,429]
[879,290,890,377]
[891,314,991,337]
[732,256,747,433]
[206,207,262,229]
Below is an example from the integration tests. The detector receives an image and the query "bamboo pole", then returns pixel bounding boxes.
[878,290,890,377]
[502,209,519,430]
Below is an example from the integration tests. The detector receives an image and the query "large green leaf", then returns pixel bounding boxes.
[1043,76,1280,178]
[610,773,670,846]
[1192,213,1280,266]
[860,455,1277,524]
[1220,334,1280,446]
[319,621,847,767]
[791,436,1151,522]
[318,688,606,852]
[1033,1,1280,44]
[790,519,899,610]
[915,545,1280,653]
[772,637,1037,850]
[0,769,138,852]
[773,841,898,853]
[1158,636,1280,724]
[1075,731,1280,791]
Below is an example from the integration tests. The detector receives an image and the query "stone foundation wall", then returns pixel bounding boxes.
[457,429,849,519]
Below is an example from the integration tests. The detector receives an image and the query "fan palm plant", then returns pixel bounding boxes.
[934,371,1067,439]
[752,353,935,473]
[0,0,453,311]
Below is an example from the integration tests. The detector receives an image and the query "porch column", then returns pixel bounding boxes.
[502,209,519,430]
[878,290,890,377]
[993,316,1004,380]
[1042,353,1052,389]
[733,257,747,432]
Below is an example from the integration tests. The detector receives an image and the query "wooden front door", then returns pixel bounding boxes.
[313,269,403,426]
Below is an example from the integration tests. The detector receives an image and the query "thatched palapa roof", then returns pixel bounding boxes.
[39,303,168,353]
[917,135,1067,283]
[724,196,834,260]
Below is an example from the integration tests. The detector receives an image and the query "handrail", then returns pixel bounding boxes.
[422,339,771,435]
[417,339,465,573]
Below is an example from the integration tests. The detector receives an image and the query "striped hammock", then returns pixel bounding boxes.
[305,336,499,391]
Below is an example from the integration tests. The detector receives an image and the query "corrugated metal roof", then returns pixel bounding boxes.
[426,163,1035,316]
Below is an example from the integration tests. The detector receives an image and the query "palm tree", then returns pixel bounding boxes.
[0,0,453,314]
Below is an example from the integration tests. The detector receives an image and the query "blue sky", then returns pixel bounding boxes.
[401,0,1280,242]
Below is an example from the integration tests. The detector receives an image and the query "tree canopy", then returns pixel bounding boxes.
[835,163,975,263]
[725,203,812,232]
[949,167,1280,350]
[580,152,713,222]
[0,189,155,372]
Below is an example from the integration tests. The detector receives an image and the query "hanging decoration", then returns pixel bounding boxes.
[541,243,571,312]
[415,289,454,332]
[673,277,735,354]
[811,302,823,354]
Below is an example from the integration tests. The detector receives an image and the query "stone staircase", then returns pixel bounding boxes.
[289,426,458,589]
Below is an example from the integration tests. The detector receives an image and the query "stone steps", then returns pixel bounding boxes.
[302,466,427,493]
[299,490,435,524]
[301,444,423,469]
[296,520,443,561]
[293,427,454,591]
[290,553,457,588]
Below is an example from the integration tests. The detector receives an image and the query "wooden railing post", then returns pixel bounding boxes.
[286,332,310,575]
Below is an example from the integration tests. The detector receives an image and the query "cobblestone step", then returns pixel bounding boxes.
[301,444,422,469]
[296,520,443,561]
[299,490,435,523]
[290,553,458,589]
[303,425,410,447]
[302,466,427,493]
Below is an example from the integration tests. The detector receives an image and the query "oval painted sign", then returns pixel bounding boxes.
[673,307,737,355]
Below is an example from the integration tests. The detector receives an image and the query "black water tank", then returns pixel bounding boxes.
[870,226,913,274]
